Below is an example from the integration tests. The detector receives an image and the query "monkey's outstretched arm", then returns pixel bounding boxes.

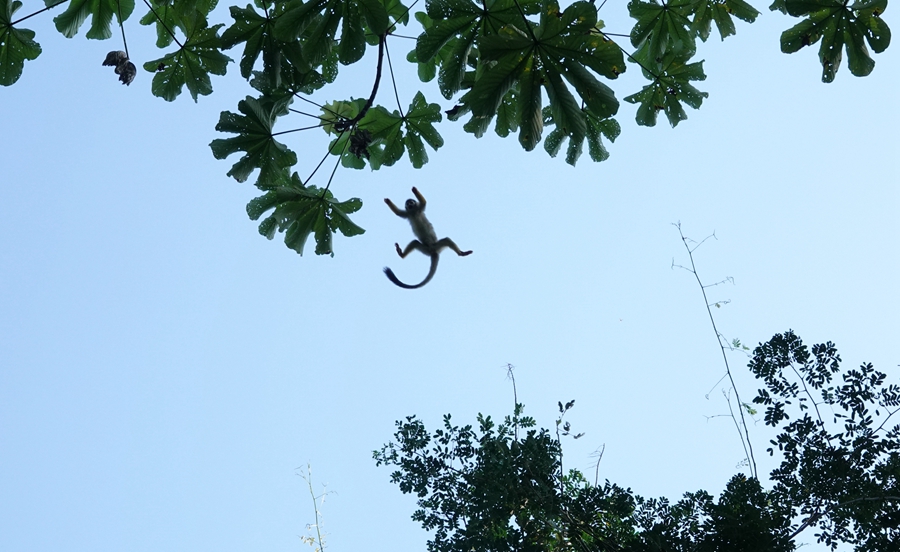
[384,198,407,218]
[411,187,426,209]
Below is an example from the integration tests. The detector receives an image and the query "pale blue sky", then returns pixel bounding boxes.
[1,2,898,551]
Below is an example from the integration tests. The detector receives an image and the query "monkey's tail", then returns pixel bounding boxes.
[383,254,439,289]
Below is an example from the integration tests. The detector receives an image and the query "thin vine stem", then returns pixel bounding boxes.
[322,134,350,194]
[510,0,538,42]
[142,0,183,49]
[304,132,343,186]
[11,0,69,26]
[384,40,405,118]
[344,34,386,127]
[114,0,129,58]
[673,222,758,479]
[271,122,329,137]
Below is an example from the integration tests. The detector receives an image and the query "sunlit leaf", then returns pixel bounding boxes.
[54,0,135,39]
[210,95,298,187]
[0,0,41,86]
[246,173,364,255]
[142,22,231,101]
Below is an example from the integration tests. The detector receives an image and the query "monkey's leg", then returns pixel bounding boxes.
[436,238,473,256]
[396,240,428,258]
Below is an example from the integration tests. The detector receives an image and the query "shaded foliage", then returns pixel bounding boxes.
[1,0,892,254]
[375,332,900,551]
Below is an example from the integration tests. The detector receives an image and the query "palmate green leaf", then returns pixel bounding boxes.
[690,0,760,42]
[221,3,281,80]
[0,0,41,86]
[53,0,135,39]
[399,91,443,168]
[142,22,231,101]
[624,50,707,127]
[779,0,890,81]
[274,0,392,66]
[628,0,695,62]
[459,0,623,163]
[247,173,364,256]
[326,93,444,169]
[210,95,298,187]
[139,0,218,48]
[544,106,619,165]
[415,0,541,97]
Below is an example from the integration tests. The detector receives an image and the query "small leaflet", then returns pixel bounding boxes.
[102,51,136,86]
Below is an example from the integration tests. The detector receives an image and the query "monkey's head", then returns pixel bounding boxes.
[405,199,420,213]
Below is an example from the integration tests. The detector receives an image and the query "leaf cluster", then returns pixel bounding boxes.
[0,0,891,255]
[750,330,900,550]
[375,332,900,551]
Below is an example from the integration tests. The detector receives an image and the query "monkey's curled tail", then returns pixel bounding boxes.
[384,254,439,289]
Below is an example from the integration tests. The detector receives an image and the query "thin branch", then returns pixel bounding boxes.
[599,31,660,81]
[510,0,538,42]
[789,496,900,540]
[142,0,183,49]
[272,122,329,137]
[344,34,386,127]
[788,361,825,426]
[387,0,419,35]
[297,465,328,552]
[295,95,326,109]
[321,134,350,194]
[304,129,347,185]
[11,0,69,26]
[591,444,605,486]
[114,0,129,59]
[674,222,758,479]
[505,364,519,441]
[289,108,332,122]
[384,40,405,118]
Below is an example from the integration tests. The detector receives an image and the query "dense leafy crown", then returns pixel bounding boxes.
[374,331,900,552]
[1,0,892,254]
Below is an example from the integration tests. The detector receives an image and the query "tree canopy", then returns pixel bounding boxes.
[375,331,900,551]
[0,0,892,255]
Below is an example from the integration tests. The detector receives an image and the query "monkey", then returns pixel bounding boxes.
[383,187,472,289]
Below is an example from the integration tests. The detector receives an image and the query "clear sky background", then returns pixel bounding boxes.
[1,2,898,551]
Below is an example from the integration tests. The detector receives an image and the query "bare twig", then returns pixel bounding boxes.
[673,222,757,479]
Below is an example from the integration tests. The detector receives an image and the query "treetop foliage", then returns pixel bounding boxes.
[1,0,892,255]
[374,332,900,551]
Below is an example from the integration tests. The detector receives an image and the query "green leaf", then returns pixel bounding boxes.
[246,173,365,256]
[689,0,759,42]
[139,0,218,48]
[628,0,696,62]
[274,0,391,67]
[0,0,41,86]
[54,0,135,39]
[586,113,620,162]
[624,51,707,127]
[456,0,623,161]
[517,56,542,151]
[544,107,619,165]
[142,22,231,101]
[222,4,278,80]
[210,95,298,187]
[401,92,444,168]
[416,0,542,99]
[494,88,519,137]
[360,106,405,169]
[779,0,891,81]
